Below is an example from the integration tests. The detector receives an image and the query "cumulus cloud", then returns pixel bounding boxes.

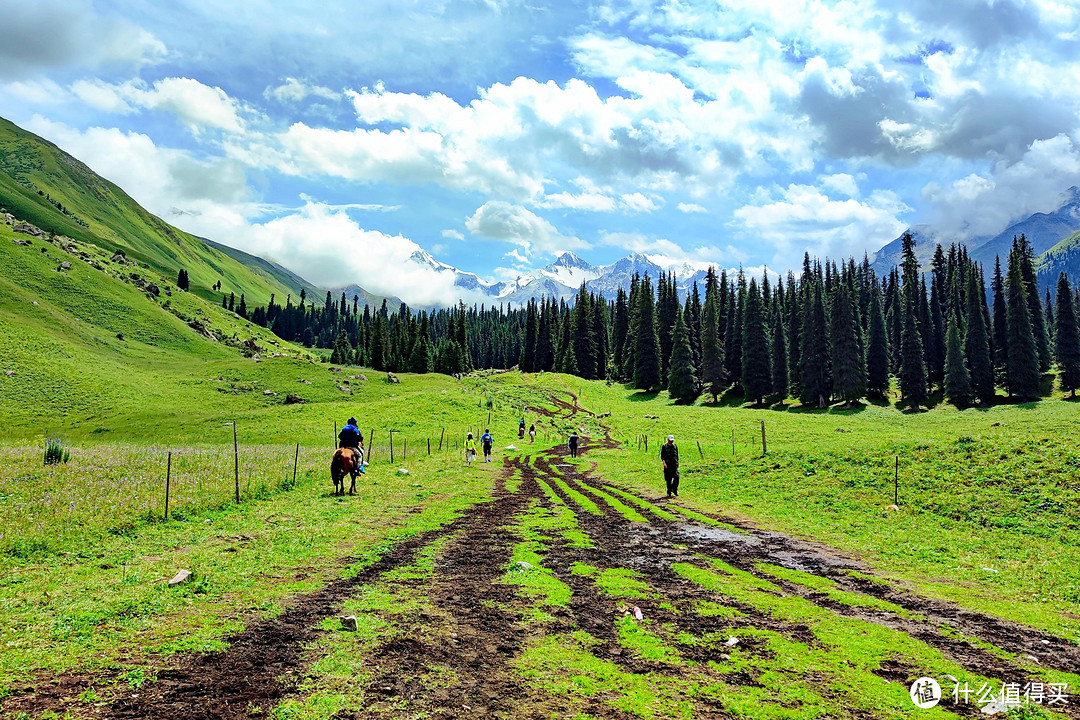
[263,77,340,104]
[677,202,706,213]
[66,77,249,134]
[0,0,165,79]
[922,132,1080,239]
[466,201,586,258]
[599,231,743,269]
[732,184,910,267]
[441,229,465,240]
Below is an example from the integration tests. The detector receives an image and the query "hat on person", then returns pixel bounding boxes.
[667,434,675,441]
[348,417,357,424]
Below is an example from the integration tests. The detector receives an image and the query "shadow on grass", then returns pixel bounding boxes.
[627,390,661,402]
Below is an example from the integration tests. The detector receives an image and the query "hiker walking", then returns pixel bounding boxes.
[528,423,536,443]
[518,418,526,439]
[660,434,679,497]
[567,431,580,458]
[464,433,477,465]
[481,429,494,463]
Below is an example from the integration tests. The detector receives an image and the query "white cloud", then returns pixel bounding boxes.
[538,192,617,212]
[620,192,660,212]
[65,77,249,134]
[820,173,860,198]
[70,79,134,114]
[732,184,910,267]
[0,0,165,79]
[465,201,586,257]
[441,229,465,240]
[1,79,69,106]
[599,231,741,268]
[922,132,1080,239]
[263,77,340,104]
[677,202,706,213]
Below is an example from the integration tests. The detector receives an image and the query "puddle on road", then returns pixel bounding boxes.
[677,524,760,544]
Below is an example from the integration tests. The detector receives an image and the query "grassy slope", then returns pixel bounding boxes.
[0,116,303,307]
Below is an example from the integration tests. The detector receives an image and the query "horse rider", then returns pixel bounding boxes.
[338,417,364,477]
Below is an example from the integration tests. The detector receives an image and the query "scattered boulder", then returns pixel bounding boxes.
[263,390,276,396]
[990,422,1002,427]
[386,372,400,384]
[58,261,72,271]
[340,615,359,632]
[397,468,409,475]
[515,561,533,570]
[885,504,900,512]
[145,283,160,297]
[11,238,31,247]
[116,333,124,341]
[284,394,305,405]
[298,379,312,384]
[4,370,14,377]
[110,252,127,264]
[644,414,659,420]
[329,366,343,373]
[597,412,611,418]
[168,569,192,587]
[13,221,45,238]
[337,385,350,393]
[723,635,739,647]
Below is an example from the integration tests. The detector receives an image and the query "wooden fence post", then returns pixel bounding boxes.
[390,430,395,463]
[369,428,375,461]
[403,438,407,460]
[293,443,299,485]
[731,427,735,456]
[439,428,445,451]
[761,420,767,456]
[233,421,240,504]
[334,421,337,449]
[165,451,171,520]
[696,440,704,460]
[428,438,431,455]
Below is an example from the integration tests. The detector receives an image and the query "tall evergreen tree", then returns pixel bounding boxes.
[590,293,608,379]
[1055,273,1080,397]
[700,267,727,401]
[634,275,663,390]
[943,310,973,407]
[964,271,995,404]
[1016,235,1052,371]
[991,256,1009,390]
[831,282,867,405]
[176,268,189,291]
[536,298,555,371]
[657,273,680,383]
[866,278,890,399]
[800,281,831,407]
[899,234,927,408]
[1005,249,1041,399]
[571,284,599,379]
[330,330,352,365]
[520,300,538,372]
[612,288,630,377]
[769,300,788,399]
[741,278,772,405]
[667,311,699,403]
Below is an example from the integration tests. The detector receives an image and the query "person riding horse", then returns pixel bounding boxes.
[338,418,364,479]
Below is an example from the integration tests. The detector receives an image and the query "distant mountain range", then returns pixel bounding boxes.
[375,247,711,308]
[869,186,1080,289]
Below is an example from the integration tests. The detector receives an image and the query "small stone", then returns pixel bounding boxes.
[1024,654,1038,662]
[515,561,533,570]
[3,370,13,377]
[340,615,358,632]
[724,635,739,647]
[397,468,409,475]
[59,261,72,271]
[168,570,192,587]
[981,567,999,573]
[720,653,731,660]
[886,504,900,512]
[145,282,160,297]
[262,390,276,396]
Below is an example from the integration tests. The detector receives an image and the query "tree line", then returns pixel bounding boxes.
[229,233,1080,408]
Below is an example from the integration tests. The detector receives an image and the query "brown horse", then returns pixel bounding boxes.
[330,447,361,496]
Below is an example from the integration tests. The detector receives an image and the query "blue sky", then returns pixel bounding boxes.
[2,0,1080,305]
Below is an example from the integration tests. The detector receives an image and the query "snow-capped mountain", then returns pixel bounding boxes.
[396,250,712,308]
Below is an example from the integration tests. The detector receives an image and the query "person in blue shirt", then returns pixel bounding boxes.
[481,429,494,462]
[337,418,364,476]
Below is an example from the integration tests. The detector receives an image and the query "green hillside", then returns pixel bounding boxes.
[1038,228,1080,287]
[0,116,306,307]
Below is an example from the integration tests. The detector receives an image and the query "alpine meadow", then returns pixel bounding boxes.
[3,4,1080,720]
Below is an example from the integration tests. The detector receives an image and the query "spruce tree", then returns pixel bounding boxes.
[943,310,973,407]
[520,300,538,372]
[866,278,890,399]
[831,282,867,405]
[1006,251,1041,399]
[667,311,699,403]
[572,284,598,379]
[591,293,608,379]
[177,268,189,291]
[622,275,641,381]
[634,275,663,390]
[964,271,995,404]
[899,234,927,408]
[613,288,630,377]
[237,293,247,319]
[991,256,1009,390]
[740,278,772,405]
[700,267,727,401]
[770,300,788,400]
[1016,235,1052,371]
[1055,273,1080,397]
[657,273,679,383]
[800,281,830,407]
[330,330,352,365]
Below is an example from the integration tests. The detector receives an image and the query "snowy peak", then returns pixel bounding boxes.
[539,251,602,288]
[550,251,594,271]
